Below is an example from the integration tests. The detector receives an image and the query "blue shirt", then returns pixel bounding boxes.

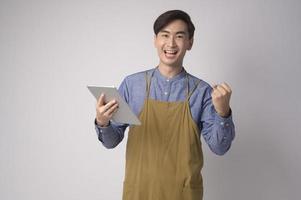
[95,67,235,155]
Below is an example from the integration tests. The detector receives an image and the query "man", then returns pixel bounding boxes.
[94,10,235,200]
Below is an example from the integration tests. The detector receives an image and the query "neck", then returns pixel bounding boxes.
[157,64,183,79]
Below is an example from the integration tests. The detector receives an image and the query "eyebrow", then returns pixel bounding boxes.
[160,30,187,35]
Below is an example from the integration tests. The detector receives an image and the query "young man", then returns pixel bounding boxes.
[95,10,235,200]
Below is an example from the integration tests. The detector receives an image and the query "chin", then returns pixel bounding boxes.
[164,58,181,65]
[162,62,181,68]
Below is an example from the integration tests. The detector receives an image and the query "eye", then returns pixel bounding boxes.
[161,34,169,38]
[176,35,184,39]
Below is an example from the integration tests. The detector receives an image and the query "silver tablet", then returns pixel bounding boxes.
[87,85,141,125]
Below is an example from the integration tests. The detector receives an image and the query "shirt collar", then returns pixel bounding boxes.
[153,66,187,82]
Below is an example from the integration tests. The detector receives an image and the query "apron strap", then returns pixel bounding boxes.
[185,73,189,98]
[186,79,201,101]
[145,70,155,99]
[145,68,198,101]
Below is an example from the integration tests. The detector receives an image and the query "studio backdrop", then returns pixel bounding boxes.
[0,0,300,199]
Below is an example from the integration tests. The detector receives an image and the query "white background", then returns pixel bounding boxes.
[1,0,300,199]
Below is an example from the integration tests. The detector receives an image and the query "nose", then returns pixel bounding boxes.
[167,36,176,47]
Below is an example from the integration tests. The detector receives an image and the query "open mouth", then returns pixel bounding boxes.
[164,49,178,57]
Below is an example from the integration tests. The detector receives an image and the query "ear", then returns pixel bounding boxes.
[154,34,158,48]
[187,38,194,50]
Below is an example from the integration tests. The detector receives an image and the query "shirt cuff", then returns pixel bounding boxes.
[214,109,233,128]
[94,119,113,135]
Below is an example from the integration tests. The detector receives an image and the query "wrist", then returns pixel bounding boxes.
[217,108,231,118]
[95,118,109,127]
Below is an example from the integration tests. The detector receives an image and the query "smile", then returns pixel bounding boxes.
[164,49,178,55]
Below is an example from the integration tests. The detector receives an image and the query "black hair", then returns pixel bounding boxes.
[153,10,195,39]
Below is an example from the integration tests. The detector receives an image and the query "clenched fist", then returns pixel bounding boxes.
[211,82,232,118]
[96,93,119,127]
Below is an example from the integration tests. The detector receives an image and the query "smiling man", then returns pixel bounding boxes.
[94,10,235,200]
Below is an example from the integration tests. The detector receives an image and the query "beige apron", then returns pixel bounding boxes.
[123,71,203,200]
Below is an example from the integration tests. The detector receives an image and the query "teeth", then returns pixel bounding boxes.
[165,50,177,54]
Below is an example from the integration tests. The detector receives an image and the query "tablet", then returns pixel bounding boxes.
[87,85,141,125]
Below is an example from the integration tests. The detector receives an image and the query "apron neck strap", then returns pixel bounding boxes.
[145,68,199,100]
[145,70,155,99]
[185,73,189,98]
[186,79,201,101]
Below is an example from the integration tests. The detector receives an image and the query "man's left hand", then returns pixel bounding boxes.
[211,82,232,118]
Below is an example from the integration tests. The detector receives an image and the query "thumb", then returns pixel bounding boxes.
[97,93,105,106]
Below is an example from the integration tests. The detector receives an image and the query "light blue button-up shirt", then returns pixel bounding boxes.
[95,67,235,155]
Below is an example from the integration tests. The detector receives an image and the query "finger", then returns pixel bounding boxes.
[97,93,105,106]
[102,99,118,112]
[211,84,218,90]
[211,86,221,98]
[211,84,218,96]
[104,103,119,116]
[220,82,232,93]
[216,85,227,95]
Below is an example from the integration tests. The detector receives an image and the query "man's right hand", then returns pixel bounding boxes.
[96,93,119,127]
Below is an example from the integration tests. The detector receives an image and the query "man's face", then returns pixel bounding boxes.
[154,19,193,68]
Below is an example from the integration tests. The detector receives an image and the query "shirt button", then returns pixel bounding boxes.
[100,130,103,133]
[164,92,168,95]
[226,123,229,127]
[166,79,170,82]
[220,122,224,126]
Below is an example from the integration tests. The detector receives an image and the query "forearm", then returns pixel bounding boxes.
[202,112,235,155]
